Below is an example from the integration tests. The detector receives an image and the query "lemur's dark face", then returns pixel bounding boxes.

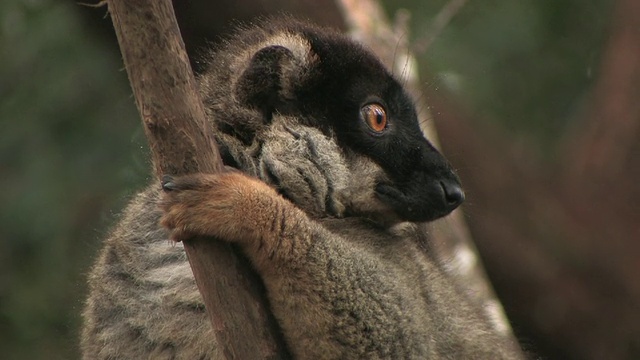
[204,21,464,223]
[293,29,465,222]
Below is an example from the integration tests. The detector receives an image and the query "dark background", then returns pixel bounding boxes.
[3,0,638,359]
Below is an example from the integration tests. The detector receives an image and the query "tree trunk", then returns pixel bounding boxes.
[105,1,289,358]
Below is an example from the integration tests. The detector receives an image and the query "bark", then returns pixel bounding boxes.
[105,1,289,358]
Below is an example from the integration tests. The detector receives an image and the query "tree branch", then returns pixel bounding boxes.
[563,0,640,184]
[414,0,468,54]
[105,0,288,358]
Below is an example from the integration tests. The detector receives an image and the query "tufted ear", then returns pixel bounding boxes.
[235,45,298,116]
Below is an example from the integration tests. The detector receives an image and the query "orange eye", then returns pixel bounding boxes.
[361,103,387,133]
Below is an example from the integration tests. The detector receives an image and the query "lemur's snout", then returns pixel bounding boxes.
[440,180,465,211]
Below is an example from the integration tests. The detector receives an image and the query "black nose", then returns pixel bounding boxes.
[440,181,465,210]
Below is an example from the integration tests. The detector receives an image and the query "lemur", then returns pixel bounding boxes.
[81,19,524,359]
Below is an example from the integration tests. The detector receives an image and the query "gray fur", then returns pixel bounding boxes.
[82,19,523,359]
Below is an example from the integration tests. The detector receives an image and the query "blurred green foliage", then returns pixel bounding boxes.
[384,0,611,151]
[0,0,146,358]
[0,0,610,358]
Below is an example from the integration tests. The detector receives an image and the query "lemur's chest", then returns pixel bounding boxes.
[319,218,431,268]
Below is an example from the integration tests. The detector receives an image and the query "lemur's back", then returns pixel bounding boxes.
[82,19,524,359]
[82,187,219,359]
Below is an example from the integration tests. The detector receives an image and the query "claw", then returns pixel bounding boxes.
[162,175,177,192]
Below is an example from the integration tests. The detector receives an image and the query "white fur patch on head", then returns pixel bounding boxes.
[256,32,315,66]
[259,32,317,99]
[228,31,317,103]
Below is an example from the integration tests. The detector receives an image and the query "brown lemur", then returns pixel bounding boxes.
[82,19,524,359]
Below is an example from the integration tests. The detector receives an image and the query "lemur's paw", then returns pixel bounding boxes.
[160,171,278,243]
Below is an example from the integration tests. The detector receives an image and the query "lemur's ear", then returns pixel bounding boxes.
[235,45,297,115]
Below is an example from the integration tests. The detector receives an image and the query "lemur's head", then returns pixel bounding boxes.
[199,19,464,224]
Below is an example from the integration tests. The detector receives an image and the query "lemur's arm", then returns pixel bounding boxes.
[160,171,323,273]
[159,171,429,359]
[160,171,349,359]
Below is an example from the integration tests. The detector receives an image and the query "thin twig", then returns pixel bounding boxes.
[414,0,468,54]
